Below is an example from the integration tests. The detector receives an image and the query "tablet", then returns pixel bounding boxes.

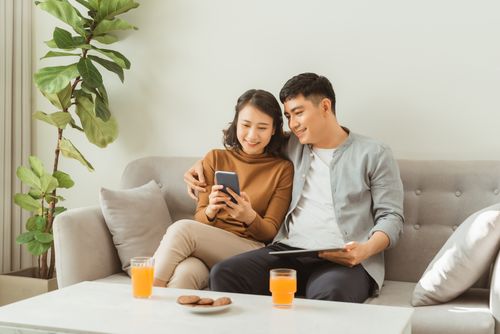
[268,247,345,258]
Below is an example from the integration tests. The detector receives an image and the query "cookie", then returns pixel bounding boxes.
[197,298,214,305]
[177,295,201,305]
[213,297,232,306]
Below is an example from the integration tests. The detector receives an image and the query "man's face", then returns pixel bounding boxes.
[283,95,329,146]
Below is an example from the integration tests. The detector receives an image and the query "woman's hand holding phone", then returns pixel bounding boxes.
[205,185,230,220]
[224,189,257,226]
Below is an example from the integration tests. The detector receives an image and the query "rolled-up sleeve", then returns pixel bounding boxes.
[368,146,405,248]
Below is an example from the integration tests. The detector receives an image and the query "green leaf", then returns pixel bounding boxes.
[93,34,118,44]
[91,46,130,69]
[88,55,124,82]
[26,216,37,231]
[45,39,58,48]
[97,85,108,104]
[41,50,80,59]
[54,207,67,216]
[41,83,72,110]
[53,27,77,49]
[70,119,84,131]
[59,137,94,171]
[35,215,47,231]
[76,95,118,147]
[53,170,74,188]
[34,64,79,94]
[27,240,51,256]
[34,232,54,244]
[40,174,59,193]
[16,232,35,244]
[29,188,43,199]
[27,216,47,232]
[44,194,63,204]
[37,0,86,36]
[14,193,42,211]
[96,0,140,21]
[93,18,137,36]
[77,58,103,88]
[33,111,73,129]
[88,0,98,10]
[74,0,95,10]
[16,166,42,190]
[29,156,45,178]
[45,37,88,50]
[95,94,111,121]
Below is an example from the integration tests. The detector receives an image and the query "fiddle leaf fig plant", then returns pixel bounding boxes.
[14,0,139,279]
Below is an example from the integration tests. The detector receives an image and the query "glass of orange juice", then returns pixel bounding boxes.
[269,268,297,308]
[131,257,154,298]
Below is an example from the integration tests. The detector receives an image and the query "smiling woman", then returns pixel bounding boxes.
[152,89,294,290]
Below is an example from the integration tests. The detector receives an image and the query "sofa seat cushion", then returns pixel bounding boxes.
[366,281,494,334]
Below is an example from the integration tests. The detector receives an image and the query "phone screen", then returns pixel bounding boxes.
[215,171,240,203]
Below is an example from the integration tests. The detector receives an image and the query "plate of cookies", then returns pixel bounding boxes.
[176,295,232,314]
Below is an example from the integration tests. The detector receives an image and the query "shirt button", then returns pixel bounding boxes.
[452,225,458,231]
[415,190,421,195]
[494,189,499,195]
[455,191,462,197]
[414,224,421,230]
[310,153,314,157]
[302,174,306,179]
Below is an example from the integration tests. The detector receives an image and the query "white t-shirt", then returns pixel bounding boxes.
[281,147,345,249]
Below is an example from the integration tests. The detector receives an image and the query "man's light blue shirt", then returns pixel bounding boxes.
[273,128,405,292]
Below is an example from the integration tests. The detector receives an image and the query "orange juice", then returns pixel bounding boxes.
[131,263,154,298]
[269,269,297,307]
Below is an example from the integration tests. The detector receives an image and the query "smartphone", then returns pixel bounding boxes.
[214,171,240,203]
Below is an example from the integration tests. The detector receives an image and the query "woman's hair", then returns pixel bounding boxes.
[223,89,286,157]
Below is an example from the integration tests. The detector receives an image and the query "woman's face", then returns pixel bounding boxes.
[236,104,275,155]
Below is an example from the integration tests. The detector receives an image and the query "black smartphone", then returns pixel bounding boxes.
[214,171,240,203]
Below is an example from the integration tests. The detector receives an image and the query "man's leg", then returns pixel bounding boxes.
[209,244,295,295]
[305,263,373,303]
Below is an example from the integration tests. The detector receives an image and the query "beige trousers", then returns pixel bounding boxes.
[153,219,264,289]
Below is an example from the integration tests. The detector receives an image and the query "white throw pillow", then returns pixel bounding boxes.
[99,180,171,275]
[411,202,500,306]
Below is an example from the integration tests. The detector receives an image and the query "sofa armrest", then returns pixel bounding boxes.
[491,249,500,334]
[53,206,122,288]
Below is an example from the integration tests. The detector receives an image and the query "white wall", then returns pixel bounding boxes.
[33,0,500,209]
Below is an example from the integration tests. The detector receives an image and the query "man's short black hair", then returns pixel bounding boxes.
[279,73,336,115]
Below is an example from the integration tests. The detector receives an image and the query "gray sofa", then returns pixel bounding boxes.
[53,157,500,334]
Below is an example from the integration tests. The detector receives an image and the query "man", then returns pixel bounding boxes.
[184,73,404,302]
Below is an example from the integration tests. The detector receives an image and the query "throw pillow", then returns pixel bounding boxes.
[411,202,500,306]
[99,180,172,275]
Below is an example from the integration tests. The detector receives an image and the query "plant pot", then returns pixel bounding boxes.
[0,267,58,306]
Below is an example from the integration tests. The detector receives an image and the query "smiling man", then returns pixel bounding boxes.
[185,73,404,302]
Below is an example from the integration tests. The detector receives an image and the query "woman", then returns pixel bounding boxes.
[153,89,293,289]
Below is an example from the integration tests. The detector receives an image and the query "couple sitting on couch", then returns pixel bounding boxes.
[152,72,405,303]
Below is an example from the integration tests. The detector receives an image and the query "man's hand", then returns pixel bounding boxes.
[318,231,390,267]
[223,189,257,226]
[183,159,206,200]
[318,242,370,267]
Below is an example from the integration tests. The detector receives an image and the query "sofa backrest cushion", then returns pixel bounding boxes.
[120,156,198,222]
[386,160,500,286]
[120,157,500,286]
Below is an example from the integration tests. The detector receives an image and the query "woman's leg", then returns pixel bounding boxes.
[153,219,263,287]
[167,257,209,289]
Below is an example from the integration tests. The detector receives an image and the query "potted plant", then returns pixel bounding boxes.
[0,0,140,305]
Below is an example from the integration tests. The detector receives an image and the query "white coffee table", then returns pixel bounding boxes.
[0,281,413,334]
